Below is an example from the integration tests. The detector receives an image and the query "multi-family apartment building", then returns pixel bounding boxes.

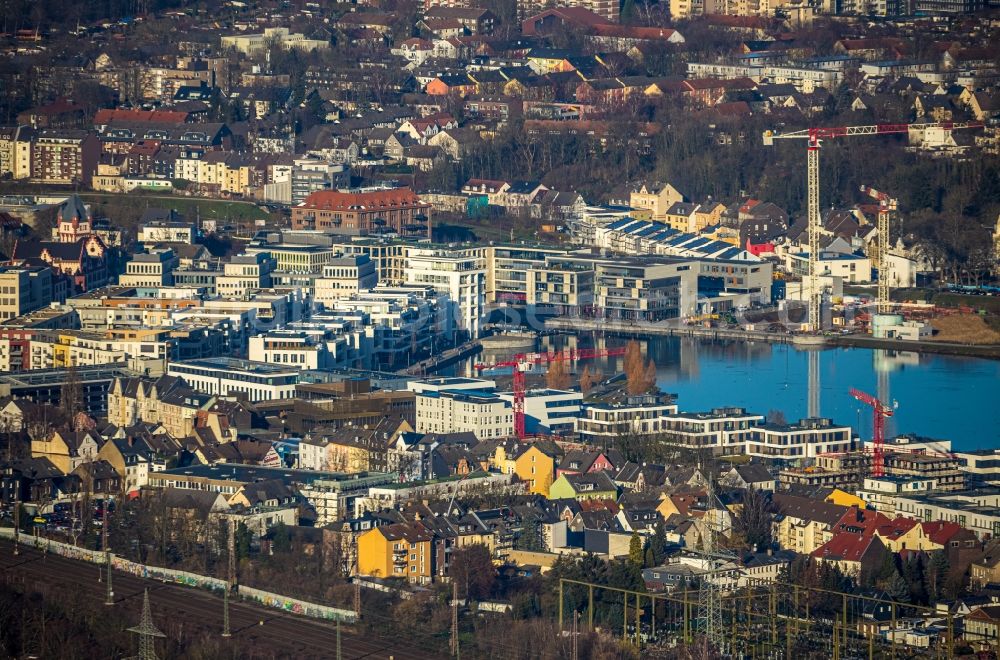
[313,256,378,307]
[0,266,53,320]
[291,188,431,238]
[118,248,178,288]
[0,125,33,179]
[30,129,100,185]
[575,394,679,444]
[745,417,855,460]
[657,407,765,453]
[415,388,514,439]
[593,257,699,322]
[404,248,485,339]
[215,252,275,298]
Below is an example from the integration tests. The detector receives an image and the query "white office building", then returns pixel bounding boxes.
[167,357,299,401]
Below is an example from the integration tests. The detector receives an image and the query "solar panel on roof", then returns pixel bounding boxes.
[718,247,743,260]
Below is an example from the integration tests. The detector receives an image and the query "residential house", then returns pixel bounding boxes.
[811,532,891,578]
[548,471,618,501]
[31,428,101,474]
[971,539,1000,589]
[357,520,436,583]
[772,492,850,555]
[629,181,685,220]
[557,449,617,477]
[720,464,776,491]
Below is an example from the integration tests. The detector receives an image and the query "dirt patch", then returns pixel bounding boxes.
[930,315,1000,345]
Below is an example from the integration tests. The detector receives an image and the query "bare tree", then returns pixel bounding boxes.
[60,364,83,423]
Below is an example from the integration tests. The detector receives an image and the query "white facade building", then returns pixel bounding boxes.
[167,357,299,401]
[415,389,513,439]
[404,249,485,339]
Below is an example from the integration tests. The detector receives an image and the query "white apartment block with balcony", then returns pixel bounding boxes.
[576,395,680,444]
[746,417,855,460]
[658,407,765,453]
[415,389,514,439]
[167,357,299,401]
[497,388,583,436]
[248,328,359,371]
[314,255,378,307]
[404,249,485,339]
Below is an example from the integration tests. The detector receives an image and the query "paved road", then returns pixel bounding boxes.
[0,540,433,659]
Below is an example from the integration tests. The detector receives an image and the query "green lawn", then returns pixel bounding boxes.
[78,192,270,225]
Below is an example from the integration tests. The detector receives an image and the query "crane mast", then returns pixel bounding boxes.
[763,121,982,332]
[849,387,895,478]
[476,347,627,439]
[860,185,897,316]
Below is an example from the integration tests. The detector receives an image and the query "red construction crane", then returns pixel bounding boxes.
[763,121,983,332]
[849,387,895,478]
[475,347,627,439]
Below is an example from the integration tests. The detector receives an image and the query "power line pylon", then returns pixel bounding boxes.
[223,518,234,637]
[103,496,113,605]
[128,589,166,660]
[451,581,459,657]
[695,473,732,655]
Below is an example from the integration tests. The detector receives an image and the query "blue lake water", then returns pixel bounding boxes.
[481,335,1000,452]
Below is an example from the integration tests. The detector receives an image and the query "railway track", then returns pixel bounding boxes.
[0,540,434,659]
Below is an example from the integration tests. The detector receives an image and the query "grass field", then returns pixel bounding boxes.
[78,192,271,226]
[930,315,1000,344]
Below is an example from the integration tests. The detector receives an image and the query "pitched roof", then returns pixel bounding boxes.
[94,108,189,125]
[296,187,427,211]
[812,533,884,563]
[772,493,849,526]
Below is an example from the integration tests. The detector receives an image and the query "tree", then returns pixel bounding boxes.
[579,365,597,395]
[766,409,787,426]
[449,544,495,600]
[623,340,656,396]
[926,551,949,601]
[733,486,773,550]
[270,522,292,554]
[60,364,83,422]
[648,522,668,565]
[546,358,571,390]
[885,571,911,603]
[628,532,644,567]
[235,522,252,561]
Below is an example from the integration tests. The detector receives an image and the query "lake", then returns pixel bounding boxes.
[470,334,1000,452]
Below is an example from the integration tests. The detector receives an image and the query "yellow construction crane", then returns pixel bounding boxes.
[763,121,982,332]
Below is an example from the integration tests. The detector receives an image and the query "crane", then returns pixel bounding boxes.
[763,121,983,332]
[849,387,896,478]
[475,347,627,439]
[860,185,897,316]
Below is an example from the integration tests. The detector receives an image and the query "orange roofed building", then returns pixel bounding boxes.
[290,188,432,237]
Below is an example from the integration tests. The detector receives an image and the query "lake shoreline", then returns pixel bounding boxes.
[543,317,1000,361]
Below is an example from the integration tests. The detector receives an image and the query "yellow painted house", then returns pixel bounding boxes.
[513,444,557,497]
[357,522,435,584]
[31,429,102,474]
[485,441,558,497]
